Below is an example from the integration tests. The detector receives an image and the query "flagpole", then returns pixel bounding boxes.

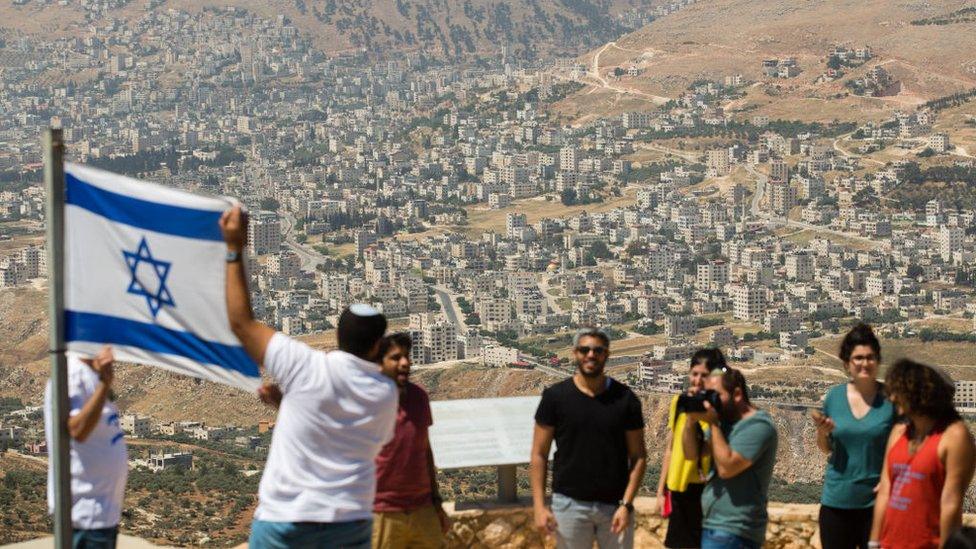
[44,128,71,549]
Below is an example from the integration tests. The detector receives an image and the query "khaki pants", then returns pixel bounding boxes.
[372,506,443,549]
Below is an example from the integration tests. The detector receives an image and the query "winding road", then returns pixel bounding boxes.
[281,212,328,270]
[580,41,670,105]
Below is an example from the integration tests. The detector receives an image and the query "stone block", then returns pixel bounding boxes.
[479,518,515,546]
[635,526,664,548]
[453,523,476,546]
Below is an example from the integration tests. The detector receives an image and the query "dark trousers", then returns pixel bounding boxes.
[72,526,118,549]
[664,484,704,548]
[819,505,873,549]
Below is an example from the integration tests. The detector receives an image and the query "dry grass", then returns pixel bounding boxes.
[933,100,976,157]
[559,0,976,124]
[782,228,879,252]
[812,335,976,381]
[461,187,639,236]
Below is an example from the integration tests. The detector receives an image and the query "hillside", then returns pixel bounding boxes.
[0,286,829,486]
[563,0,976,122]
[0,0,660,59]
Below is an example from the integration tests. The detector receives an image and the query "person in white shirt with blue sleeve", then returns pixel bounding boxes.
[44,346,127,549]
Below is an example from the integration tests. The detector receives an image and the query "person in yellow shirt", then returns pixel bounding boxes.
[656,349,727,548]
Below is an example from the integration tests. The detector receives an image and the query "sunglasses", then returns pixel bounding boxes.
[575,345,607,355]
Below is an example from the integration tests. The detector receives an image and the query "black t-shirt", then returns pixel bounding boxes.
[534,377,645,504]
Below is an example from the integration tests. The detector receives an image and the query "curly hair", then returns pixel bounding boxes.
[838,323,881,364]
[885,359,960,425]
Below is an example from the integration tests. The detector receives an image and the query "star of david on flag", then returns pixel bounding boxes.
[123,237,175,318]
[62,163,259,391]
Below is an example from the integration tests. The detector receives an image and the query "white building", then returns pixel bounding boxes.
[247,211,282,255]
[940,225,964,262]
[424,321,458,364]
[733,285,766,321]
[955,381,976,411]
[121,414,152,438]
[696,260,729,291]
[664,314,698,339]
[482,345,520,367]
[785,253,815,282]
[928,133,950,153]
[268,251,302,280]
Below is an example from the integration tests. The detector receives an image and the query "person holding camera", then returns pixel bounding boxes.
[656,349,728,548]
[531,328,646,549]
[683,368,778,549]
[812,324,894,549]
[870,359,975,548]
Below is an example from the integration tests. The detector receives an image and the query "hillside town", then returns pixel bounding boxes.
[2,5,975,383]
[3,0,976,546]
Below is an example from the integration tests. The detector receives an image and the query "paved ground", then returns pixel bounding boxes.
[3,535,170,548]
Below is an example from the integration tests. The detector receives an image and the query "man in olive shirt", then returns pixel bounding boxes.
[684,368,778,549]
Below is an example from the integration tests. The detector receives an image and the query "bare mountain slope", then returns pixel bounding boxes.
[567,0,976,121]
[0,0,659,59]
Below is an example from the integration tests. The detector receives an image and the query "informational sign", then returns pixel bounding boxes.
[429,395,550,469]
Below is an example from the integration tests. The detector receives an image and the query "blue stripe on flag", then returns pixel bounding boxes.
[66,173,224,242]
[66,310,259,378]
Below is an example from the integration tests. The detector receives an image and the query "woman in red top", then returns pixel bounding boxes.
[870,359,975,549]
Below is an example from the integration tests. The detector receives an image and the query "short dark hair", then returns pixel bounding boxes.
[839,323,881,364]
[573,327,610,348]
[719,368,751,405]
[378,332,412,358]
[337,306,387,359]
[691,348,727,372]
[885,359,960,425]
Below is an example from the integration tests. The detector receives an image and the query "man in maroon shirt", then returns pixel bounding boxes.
[372,332,449,548]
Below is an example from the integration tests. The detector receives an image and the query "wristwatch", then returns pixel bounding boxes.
[618,500,634,513]
[226,249,242,263]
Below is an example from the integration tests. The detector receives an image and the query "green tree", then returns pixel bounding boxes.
[560,188,577,206]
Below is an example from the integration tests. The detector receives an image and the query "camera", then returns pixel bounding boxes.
[677,389,722,414]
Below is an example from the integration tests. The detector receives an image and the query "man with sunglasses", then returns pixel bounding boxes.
[531,328,647,549]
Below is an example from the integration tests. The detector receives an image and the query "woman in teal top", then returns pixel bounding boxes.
[812,323,895,549]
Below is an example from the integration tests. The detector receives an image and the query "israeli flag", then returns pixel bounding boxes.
[63,163,260,392]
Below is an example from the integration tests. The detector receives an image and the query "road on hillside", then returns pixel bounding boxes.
[433,285,468,332]
[281,212,328,270]
[743,163,767,216]
[742,164,883,247]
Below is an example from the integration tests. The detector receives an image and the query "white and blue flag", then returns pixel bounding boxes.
[63,163,260,392]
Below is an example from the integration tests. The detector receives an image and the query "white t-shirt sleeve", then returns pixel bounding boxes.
[46,359,92,421]
[264,332,318,394]
[380,392,398,446]
[67,373,92,418]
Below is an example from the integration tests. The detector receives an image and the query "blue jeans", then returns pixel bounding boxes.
[249,519,372,549]
[72,526,118,549]
[701,528,760,549]
[550,493,634,549]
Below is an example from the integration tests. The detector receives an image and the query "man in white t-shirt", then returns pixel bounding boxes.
[220,206,398,548]
[44,346,128,549]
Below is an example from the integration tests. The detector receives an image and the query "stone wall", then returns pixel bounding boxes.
[443,497,976,548]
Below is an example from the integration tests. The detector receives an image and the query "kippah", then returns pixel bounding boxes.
[349,303,381,317]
